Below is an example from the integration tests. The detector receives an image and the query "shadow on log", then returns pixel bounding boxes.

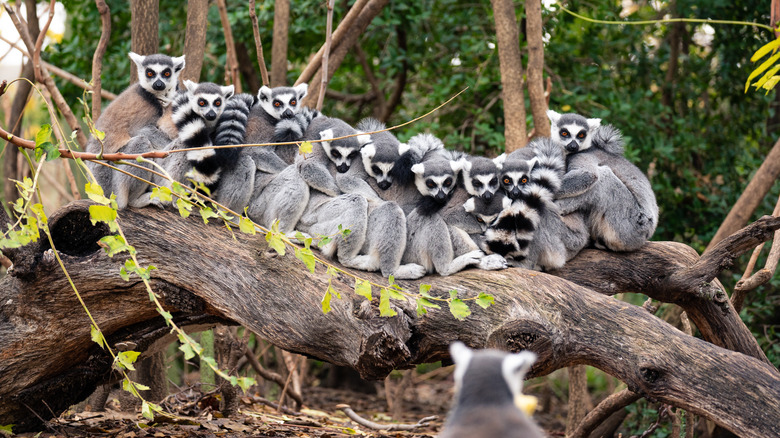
[1,201,778,435]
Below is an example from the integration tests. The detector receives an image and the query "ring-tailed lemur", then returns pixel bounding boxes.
[462,156,503,202]
[548,110,658,251]
[87,52,185,209]
[489,138,588,269]
[440,342,544,438]
[153,80,238,205]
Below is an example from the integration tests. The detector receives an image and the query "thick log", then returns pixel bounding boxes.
[0,202,778,436]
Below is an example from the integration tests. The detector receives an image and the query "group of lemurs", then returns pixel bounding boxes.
[88,52,659,280]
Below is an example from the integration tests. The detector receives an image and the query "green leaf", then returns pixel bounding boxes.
[85,182,112,205]
[35,124,52,147]
[752,64,780,91]
[379,288,397,317]
[354,279,373,301]
[476,292,495,309]
[763,75,780,93]
[0,424,14,434]
[449,290,459,299]
[90,324,104,349]
[151,186,172,202]
[295,247,316,273]
[750,38,780,62]
[93,128,105,141]
[448,298,471,320]
[99,235,129,256]
[141,401,154,420]
[237,376,256,393]
[30,203,47,226]
[317,236,332,248]
[299,141,313,155]
[35,141,60,161]
[239,216,257,235]
[176,198,193,218]
[116,350,141,371]
[419,284,432,297]
[265,231,286,255]
[321,287,332,314]
[199,206,218,224]
[746,51,780,92]
[179,342,196,360]
[88,205,118,231]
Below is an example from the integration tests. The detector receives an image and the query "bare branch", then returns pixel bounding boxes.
[316,0,336,110]
[337,404,436,431]
[91,0,111,121]
[569,389,642,438]
[733,194,780,310]
[249,0,270,87]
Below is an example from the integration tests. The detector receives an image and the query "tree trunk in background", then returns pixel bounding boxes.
[130,0,160,83]
[271,0,290,86]
[706,138,780,251]
[566,366,592,437]
[181,0,209,84]
[525,0,549,138]
[3,0,41,206]
[491,0,527,152]
[304,0,389,107]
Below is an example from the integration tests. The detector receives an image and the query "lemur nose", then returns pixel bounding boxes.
[565,141,579,152]
[337,163,349,173]
[378,181,391,190]
[483,191,493,202]
[205,110,217,121]
[282,109,294,119]
[152,80,165,91]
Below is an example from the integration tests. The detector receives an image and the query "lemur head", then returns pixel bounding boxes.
[183,80,235,127]
[129,52,185,98]
[449,342,537,411]
[257,83,308,120]
[319,127,372,174]
[496,155,537,201]
[547,110,601,154]
[462,156,503,202]
[463,194,512,233]
[411,158,464,203]
[361,142,411,190]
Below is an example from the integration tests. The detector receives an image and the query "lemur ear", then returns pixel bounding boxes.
[356,133,372,146]
[587,118,602,130]
[450,158,467,173]
[128,52,145,68]
[546,109,561,124]
[463,197,476,213]
[361,142,376,159]
[449,342,474,367]
[172,55,186,73]
[221,85,235,100]
[294,83,309,100]
[398,142,410,155]
[526,157,538,171]
[411,163,425,175]
[461,159,473,173]
[258,86,272,101]
[493,153,507,169]
[502,350,537,395]
[319,128,335,141]
[183,79,198,93]
[502,196,512,209]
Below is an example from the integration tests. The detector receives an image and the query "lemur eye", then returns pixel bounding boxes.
[332,150,342,159]
[473,180,483,188]
[577,131,586,139]
[443,178,453,187]
[426,180,436,188]
[477,217,484,223]
[348,151,359,159]
[290,99,297,106]
[198,99,206,107]
[146,69,154,78]
[503,177,511,185]
[521,177,528,184]
[371,165,381,175]
[561,130,569,137]
[273,101,282,107]
[163,70,171,77]
[489,177,498,186]
[215,99,222,107]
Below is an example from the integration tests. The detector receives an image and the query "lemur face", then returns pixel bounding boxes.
[411,159,464,203]
[547,110,601,154]
[462,157,501,202]
[183,80,234,127]
[257,83,308,120]
[499,158,535,201]
[361,142,410,190]
[320,129,372,173]
[463,195,510,233]
[130,52,185,98]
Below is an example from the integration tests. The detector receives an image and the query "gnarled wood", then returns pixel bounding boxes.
[0,202,778,435]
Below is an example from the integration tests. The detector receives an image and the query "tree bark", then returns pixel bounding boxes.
[491,0,527,152]
[565,366,591,437]
[304,0,390,107]
[271,0,290,86]
[130,0,159,83]
[0,202,778,435]
[91,0,111,122]
[181,0,209,84]
[525,0,549,138]
[216,0,241,92]
[706,137,780,251]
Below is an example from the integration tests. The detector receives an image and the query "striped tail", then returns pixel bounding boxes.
[527,137,565,197]
[273,106,321,142]
[214,93,255,146]
[592,124,624,155]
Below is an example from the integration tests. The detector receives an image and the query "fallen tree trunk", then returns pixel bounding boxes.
[1,202,778,435]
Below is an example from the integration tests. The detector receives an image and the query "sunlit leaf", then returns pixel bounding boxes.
[321,287,333,313]
[91,324,104,349]
[750,38,780,62]
[239,216,257,235]
[379,288,397,317]
[476,292,495,309]
[151,186,172,202]
[448,298,471,320]
[295,247,316,273]
[354,279,373,301]
[298,141,313,155]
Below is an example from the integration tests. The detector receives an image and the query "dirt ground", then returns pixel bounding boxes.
[10,366,568,438]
